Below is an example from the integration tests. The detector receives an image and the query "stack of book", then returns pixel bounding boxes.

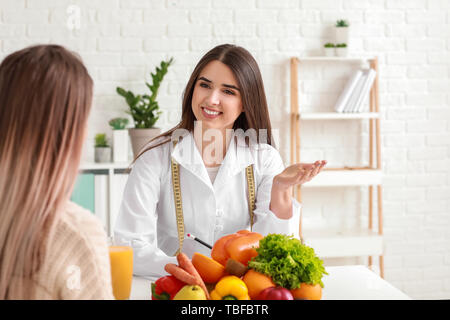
[334,68,377,113]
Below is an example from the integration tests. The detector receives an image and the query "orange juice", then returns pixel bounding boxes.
[109,246,133,300]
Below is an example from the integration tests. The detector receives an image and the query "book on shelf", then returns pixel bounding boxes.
[344,70,368,113]
[334,68,376,113]
[353,68,376,113]
[334,70,363,113]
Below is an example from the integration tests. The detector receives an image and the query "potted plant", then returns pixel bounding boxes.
[109,117,130,163]
[117,57,174,157]
[323,43,335,57]
[335,19,350,45]
[94,133,111,163]
[335,43,348,57]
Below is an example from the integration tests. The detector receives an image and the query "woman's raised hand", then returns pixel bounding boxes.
[273,160,327,189]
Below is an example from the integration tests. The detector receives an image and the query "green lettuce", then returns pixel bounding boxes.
[248,234,328,289]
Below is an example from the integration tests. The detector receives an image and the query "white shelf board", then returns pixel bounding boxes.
[296,56,374,62]
[79,161,132,171]
[302,169,382,187]
[299,112,380,120]
[302,228,383,258]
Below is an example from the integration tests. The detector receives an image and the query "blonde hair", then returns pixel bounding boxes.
[0,45,93,299]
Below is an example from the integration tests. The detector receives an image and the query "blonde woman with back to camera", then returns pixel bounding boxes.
[0,45,114,299]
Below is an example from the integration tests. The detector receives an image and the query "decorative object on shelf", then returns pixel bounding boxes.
[116,57,174,157]
[109,117,130,163]
[335,43,348,57]
[94,133,111,163]
[335,19,350,48]
[323,43,335,57]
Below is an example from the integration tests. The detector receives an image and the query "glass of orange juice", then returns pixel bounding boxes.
[109,243,133,300]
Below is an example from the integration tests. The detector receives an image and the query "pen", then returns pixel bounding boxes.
[187,233,213,249]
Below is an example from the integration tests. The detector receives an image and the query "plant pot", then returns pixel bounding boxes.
[335,26,349,44]
[113,129,130,163]
[324,48,335,57]
[336,47,348,57]
[128,128,162,157]
[95,147,111,163]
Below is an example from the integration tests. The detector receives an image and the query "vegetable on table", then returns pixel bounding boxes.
[210,276,250,300]
[151,275,185,300]
[164,263,197,285]
[257,286,294,300]
[164,255,211,299]
[247,234,328,291]
[211,233,238,265]
[191,252,225,284]
[290,283,322,300]
[176,252,210,299]
[211,230,263,266]
[242,269,276,299]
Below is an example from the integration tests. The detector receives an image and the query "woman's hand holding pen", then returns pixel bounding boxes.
[269,160,327,220]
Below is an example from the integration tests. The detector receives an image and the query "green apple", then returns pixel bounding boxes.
[173,285,207,300]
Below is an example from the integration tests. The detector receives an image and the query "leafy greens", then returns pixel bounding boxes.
[248,233,328,289]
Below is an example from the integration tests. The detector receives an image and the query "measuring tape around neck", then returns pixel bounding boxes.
[171,141,256,254]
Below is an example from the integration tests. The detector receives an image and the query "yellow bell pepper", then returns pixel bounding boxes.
[210,275,250,300]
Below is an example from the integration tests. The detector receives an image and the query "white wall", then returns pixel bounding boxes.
[1,0,449,299]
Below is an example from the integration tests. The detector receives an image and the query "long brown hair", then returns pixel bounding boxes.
[133,44,274,162]
[0,45,93,299]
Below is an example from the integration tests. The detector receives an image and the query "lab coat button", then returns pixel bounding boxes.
[216,210,223,217]
[214,225,223,232]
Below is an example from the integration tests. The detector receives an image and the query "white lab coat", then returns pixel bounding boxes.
[113,131,301,278]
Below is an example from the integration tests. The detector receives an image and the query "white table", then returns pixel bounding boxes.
[130,265,411,300]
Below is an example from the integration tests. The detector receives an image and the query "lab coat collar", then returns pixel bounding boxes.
[170,130,255,190]
[220,131,256,176]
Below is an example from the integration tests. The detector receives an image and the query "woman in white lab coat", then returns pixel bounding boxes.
[114,44,326,278]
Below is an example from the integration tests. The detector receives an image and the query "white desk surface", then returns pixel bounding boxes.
[130,265,411,300]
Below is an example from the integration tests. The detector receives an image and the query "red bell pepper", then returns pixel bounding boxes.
[258,286,294,300]
[151,275,185,300]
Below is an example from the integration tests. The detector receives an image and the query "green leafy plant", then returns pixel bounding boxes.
[109,117,129,130]
[336,19,349,27]
[336,43,347,48]
[116,57,174,129]
[248,234,328,289]
[95,133,109,147]
[324,42,335,48]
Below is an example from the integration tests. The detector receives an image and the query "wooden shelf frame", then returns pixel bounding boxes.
[290,56,384,278]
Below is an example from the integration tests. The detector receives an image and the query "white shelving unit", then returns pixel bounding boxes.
[303,169,382,187]
[290,56,384,278]
[79,161,131,171]
[79,161,131,236]
[295,56,373,62]
[302,228,383,258]
[299,112,380,120]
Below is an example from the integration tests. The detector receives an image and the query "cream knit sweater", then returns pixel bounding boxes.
[8,201,115,300]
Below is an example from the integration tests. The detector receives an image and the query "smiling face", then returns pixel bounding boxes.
[191,60,243,132]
